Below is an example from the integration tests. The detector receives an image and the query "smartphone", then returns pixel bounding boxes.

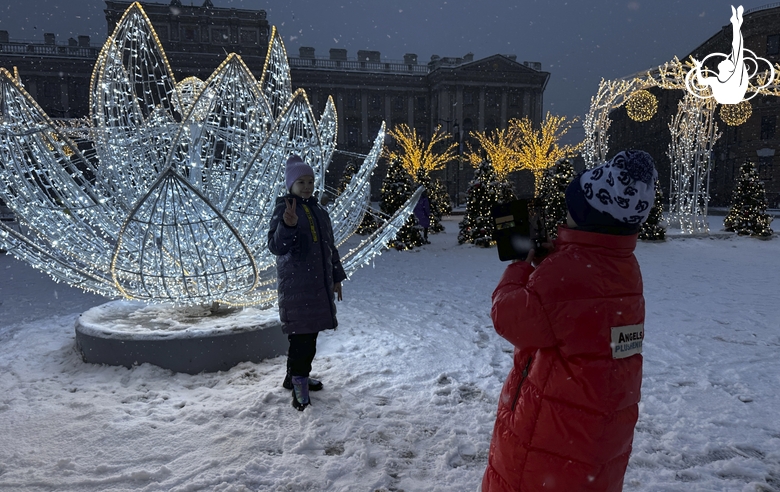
[492,199,541,262]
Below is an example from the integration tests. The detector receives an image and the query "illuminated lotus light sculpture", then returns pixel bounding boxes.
[0,2,419,308]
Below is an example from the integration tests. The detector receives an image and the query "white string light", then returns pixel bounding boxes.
[584,56,779,234]
[0,2,417,307]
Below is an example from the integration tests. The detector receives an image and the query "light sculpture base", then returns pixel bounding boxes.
[75,301,287,374]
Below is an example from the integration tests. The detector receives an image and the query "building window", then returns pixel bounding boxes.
[182,26,197,42]
[240,29,258,45]
[464,91,474,106]
[393,96,404,111]
[347,122,359,146]
[767,34,780,56]
[212,28,229,44]
[369,94,381,111]
[347,94,358,110]
[487,92,500,108]
[368,118,382,139]
[509,93,521,107]
[761,115,776,140]
[156,26,169,42]
[758,156,774,181]
[416,96,426,111]
[44,80,59,98]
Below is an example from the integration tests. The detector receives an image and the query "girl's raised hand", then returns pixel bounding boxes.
[283,197,298,227]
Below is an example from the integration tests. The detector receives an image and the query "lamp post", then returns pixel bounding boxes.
[453,121,461,207]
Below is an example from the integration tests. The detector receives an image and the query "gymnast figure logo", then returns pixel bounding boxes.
[685,5,775,104]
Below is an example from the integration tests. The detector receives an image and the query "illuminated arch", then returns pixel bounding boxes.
[583,57,780,234]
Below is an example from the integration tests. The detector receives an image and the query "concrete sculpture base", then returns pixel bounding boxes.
[75,300,286,374]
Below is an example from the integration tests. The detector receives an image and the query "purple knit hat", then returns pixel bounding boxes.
[565,150,657,231]
[285,155,315,191]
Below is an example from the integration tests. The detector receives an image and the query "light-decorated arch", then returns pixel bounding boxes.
[583,57,780,234]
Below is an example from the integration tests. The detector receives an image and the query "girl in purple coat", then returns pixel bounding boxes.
[413,190,431,244]
[267,155,347,411]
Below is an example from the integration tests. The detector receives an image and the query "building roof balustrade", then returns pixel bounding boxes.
[288,56,429,74]
[0,42,100,59]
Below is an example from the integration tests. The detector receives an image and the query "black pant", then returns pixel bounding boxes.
[287,333,318,377]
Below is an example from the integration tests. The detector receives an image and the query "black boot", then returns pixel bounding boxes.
[291,376,310,411]
[283,371,323,391]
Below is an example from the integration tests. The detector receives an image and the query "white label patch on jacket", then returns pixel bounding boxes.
[611,324,644,359]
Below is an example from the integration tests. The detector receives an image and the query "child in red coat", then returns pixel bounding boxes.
[481,150,657,492]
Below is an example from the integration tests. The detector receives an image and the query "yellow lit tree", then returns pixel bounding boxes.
[466,127,521,180]
[510,113,581,196]
[385,124,457,176]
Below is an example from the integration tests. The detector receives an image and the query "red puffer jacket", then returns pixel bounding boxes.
[482,226,645,492]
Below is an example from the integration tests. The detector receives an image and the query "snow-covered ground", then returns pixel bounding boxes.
[1,216,779,492]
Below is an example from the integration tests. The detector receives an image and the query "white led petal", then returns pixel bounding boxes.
[112,169,257,304]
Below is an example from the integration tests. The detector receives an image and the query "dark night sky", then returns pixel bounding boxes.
[0,1,772,123]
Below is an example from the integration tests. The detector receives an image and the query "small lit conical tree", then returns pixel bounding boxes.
[724,162,774,237]
[385,124,456,235]
[337,159,378,235]
[380,159,423,249]
[429,177,452,227]
[458,160,515,246]
[355,210,379,236]
[639,179,666,241]
[336,159,359,196]
[510,112,581,197]
[536,159,576,240]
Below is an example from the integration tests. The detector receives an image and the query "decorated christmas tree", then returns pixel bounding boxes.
[458,160,515,246]
[381,159,423,249]
[639,179,666,241]
[338,159,379,235]
[336,160,359,197]
[355,210,379,236]
[724,162,774,237]
[536,159,575,240]
[429,177,452,232]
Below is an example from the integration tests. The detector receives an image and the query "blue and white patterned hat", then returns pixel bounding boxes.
[565,150,657,231]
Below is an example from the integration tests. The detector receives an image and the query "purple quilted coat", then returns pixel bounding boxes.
[267,194,347,335]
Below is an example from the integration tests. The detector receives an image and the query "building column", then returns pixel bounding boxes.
[535,90,543,124]
[478,88,486,131]
[408,95,414,127]
[60,79,69,117]
[27,78,38,102]
[455,86,463,128]
[500,91,508,129]
[385,93,392,130]
[361,91,368,145]
[523,91,531,122]
[336,93,345,145]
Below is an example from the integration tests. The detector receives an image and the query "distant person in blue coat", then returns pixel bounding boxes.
[413,189,431,244]
[267,155,347,411]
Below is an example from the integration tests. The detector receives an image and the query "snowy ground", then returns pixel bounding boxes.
[1,216,779,492]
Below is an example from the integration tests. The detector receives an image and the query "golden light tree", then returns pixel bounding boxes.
[385,124,457,177]
[466,127,522,180]
[510,112,581,196]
